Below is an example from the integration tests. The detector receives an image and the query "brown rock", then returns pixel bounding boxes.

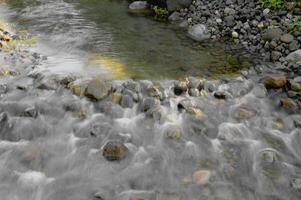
[192,170,211,185]
[102,141,128,161]
[174,80,189,96]
[280,98,299,113]
[263,75,287,89]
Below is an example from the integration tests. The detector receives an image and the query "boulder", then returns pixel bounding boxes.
[187,24,211,42]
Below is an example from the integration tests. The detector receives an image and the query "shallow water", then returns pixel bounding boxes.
[3,0,250,79]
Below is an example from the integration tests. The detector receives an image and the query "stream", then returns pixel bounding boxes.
[0,0,300,200]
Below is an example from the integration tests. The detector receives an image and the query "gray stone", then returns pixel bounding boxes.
[121,95,134,108]
[168,11,182,22]
[286,49,301,62]
[271,51,282,61]
[187,24,211,42]
[262,28,283,41]
[129,1,149,11]
[280,34,294,43]
[224,16,235,27]
[289,40,300,51]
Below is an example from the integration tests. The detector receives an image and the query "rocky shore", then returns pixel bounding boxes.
[129,0,301,77]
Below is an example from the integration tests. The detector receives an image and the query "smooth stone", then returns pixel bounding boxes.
[187,24,211,42]
[102,141,128,161]
[289,80,301,92]
[166,0,192,12]
[174,80,189,95]
[192,170,211,185]
[280,98,299,113]
[168,11,182,22]
[128,1,149,14]
[85,78,111,101]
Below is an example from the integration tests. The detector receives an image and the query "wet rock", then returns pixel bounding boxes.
[187,24,211,42]
[141,97,160,112]
[186,107,204,121]
[188,88,199,97]
[85,78,111,101]
[121,95,134,108]
[22,107,38,118]
[68,82,86,97]
[192,170,211,185]
[292,115,301,128]
[263,75,287,89]
[280,98,299,113]
[111,92,123,104]
[146,84,162,99]
[288,80,301,92]
[102,141,128,161]
[174,80,188,95]
[235,106,256,120]
[262,28,283,41]
[214,91,227,99]
[36,78,58,90]
[165,126,181,140]
[271,51,282,61]
[129,1,149,11]
[187,76,203,89]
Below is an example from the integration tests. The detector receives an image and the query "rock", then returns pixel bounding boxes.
[235,106,256,119]
[289,40,300,52]
[146,85,162,99]
[168,11,182,22]
[263,8,270,16]
[224,16,235,27]
[280,98,299,113]
[262,28,283,41]
[188,88,199,97]
[288,80,301,92]
[121,95,134,108]
[263,75,287,89]
[187,76,202,89]
[174,80,189,95]
[271,51,282,61]
[232,31,239,38]
[111,92,123,104]
[224,7,236,16]
[141,97,160,112]
[186,107,204,121]
[214,91,227,99]
[23,107,38,118]
[280,34,294,43]
[68,82,86,97]
[166,0,192,12]
[286,49,301,62]
[129,1,149,11]
[85,78,111,101]
[102,141,128,161]
[165,126,181,140]
[192,170,211,185]
[187,24,211,42]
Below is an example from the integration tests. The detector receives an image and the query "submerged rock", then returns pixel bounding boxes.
[192,170,211,185]
[85,78,111,101]
[280,98,299,113]
[129,1,150,14]
[102,141,128,161]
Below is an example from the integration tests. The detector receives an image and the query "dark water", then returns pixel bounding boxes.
[3,0,249,79]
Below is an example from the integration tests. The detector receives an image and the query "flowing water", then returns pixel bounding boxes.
[0,0,300,200]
